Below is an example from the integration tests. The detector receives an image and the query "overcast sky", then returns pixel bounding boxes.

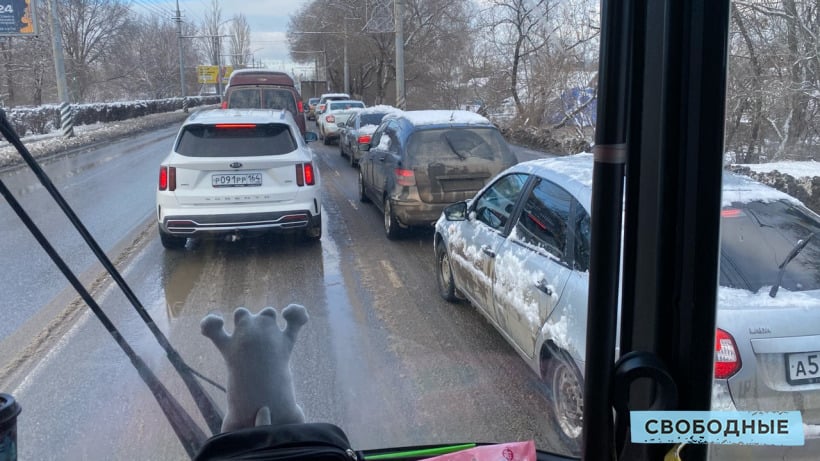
[146,0,306,72]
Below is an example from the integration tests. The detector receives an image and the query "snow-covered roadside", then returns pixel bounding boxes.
[734,160,820,179]
[0,109,198,170]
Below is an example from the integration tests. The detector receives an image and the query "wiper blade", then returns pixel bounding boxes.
[0,110,224,456]
[442,133,467,160]
[769,232,816,298]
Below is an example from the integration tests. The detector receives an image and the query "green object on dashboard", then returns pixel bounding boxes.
[364,443,477,460]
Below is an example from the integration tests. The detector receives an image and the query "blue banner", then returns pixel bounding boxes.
[631,411,805,446]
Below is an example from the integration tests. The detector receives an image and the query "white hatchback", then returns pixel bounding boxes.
[156,109,322,249]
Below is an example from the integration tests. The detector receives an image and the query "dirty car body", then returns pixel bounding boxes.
[359,110,518,239]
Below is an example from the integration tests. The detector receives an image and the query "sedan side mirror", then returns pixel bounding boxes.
[304,132,319,143]
[443,202,468,221]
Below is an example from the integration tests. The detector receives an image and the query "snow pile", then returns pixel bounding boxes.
[3,96,218,137]
[728,164,820,214]
[0,109,204,170]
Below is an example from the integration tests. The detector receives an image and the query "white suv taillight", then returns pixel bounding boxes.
[159,166,176,191]
[296,163,315,186]
[714,328,741,379]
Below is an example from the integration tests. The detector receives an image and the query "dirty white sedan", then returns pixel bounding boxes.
[433,153,820,456]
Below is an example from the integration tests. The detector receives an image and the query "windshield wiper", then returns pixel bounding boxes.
[769,232,816,298]
[442,133,467,160]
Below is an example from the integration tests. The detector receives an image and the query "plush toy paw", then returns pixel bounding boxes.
[201,305,309,432]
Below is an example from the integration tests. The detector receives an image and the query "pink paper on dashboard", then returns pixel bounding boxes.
[422,441,537,461]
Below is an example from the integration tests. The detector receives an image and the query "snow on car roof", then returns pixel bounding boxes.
[359,105,402,115]
[399,110,492,126]
[518,152,804,208]
[319,93,350,98]
[517,152,595,189]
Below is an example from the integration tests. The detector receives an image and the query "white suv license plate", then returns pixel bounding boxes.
[786,351,820,385]
[212,173,262,187]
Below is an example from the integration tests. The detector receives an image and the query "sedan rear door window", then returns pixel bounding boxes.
[512,178,572,262]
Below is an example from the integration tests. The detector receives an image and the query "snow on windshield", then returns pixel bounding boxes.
[359,125,379,135]
[721,172,802,207]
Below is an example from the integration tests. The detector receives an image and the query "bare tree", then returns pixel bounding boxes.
[200,0,223,67]
[288,0,476,107]
[726,1,820,162]
[228,14,252,67]
[58,0,132,102]
[482,0,555,120]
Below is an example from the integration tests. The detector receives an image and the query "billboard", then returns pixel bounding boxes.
[0,0,38,36]
[197,65,234,85]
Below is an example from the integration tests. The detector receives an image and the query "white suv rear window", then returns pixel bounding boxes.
[175,123,297,157]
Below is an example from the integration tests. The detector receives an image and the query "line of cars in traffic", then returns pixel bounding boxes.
[155,69,820,458]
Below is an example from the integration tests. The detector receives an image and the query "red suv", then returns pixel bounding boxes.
[221,70,307,134]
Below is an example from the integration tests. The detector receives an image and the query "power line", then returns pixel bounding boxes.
[130,0,174,20]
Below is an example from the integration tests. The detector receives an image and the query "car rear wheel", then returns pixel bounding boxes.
[340,141,345,157]
[543,354,583,456]
[349,150,357,168]
[358,171,370,203]
[436,243,459,302]
[159,226,187,250]
[383,197,401,240]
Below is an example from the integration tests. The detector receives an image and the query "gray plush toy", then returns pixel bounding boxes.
[201,304,309,433]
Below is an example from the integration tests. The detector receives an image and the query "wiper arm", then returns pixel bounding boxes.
[769,232,816,298]
[442,133,467,160]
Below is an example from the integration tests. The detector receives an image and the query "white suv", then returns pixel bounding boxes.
[156,109,322,248]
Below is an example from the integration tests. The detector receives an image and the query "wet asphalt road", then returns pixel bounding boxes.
[0,124,570,459]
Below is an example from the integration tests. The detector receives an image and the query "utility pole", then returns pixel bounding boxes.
[394,0,405,109]
[47,0,73,137]
[174,0,187,112]
[343,20,349,95]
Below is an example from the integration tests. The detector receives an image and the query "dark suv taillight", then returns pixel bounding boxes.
[714,328,741,379]
[395,168,415,187]
[159,166,176,191]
